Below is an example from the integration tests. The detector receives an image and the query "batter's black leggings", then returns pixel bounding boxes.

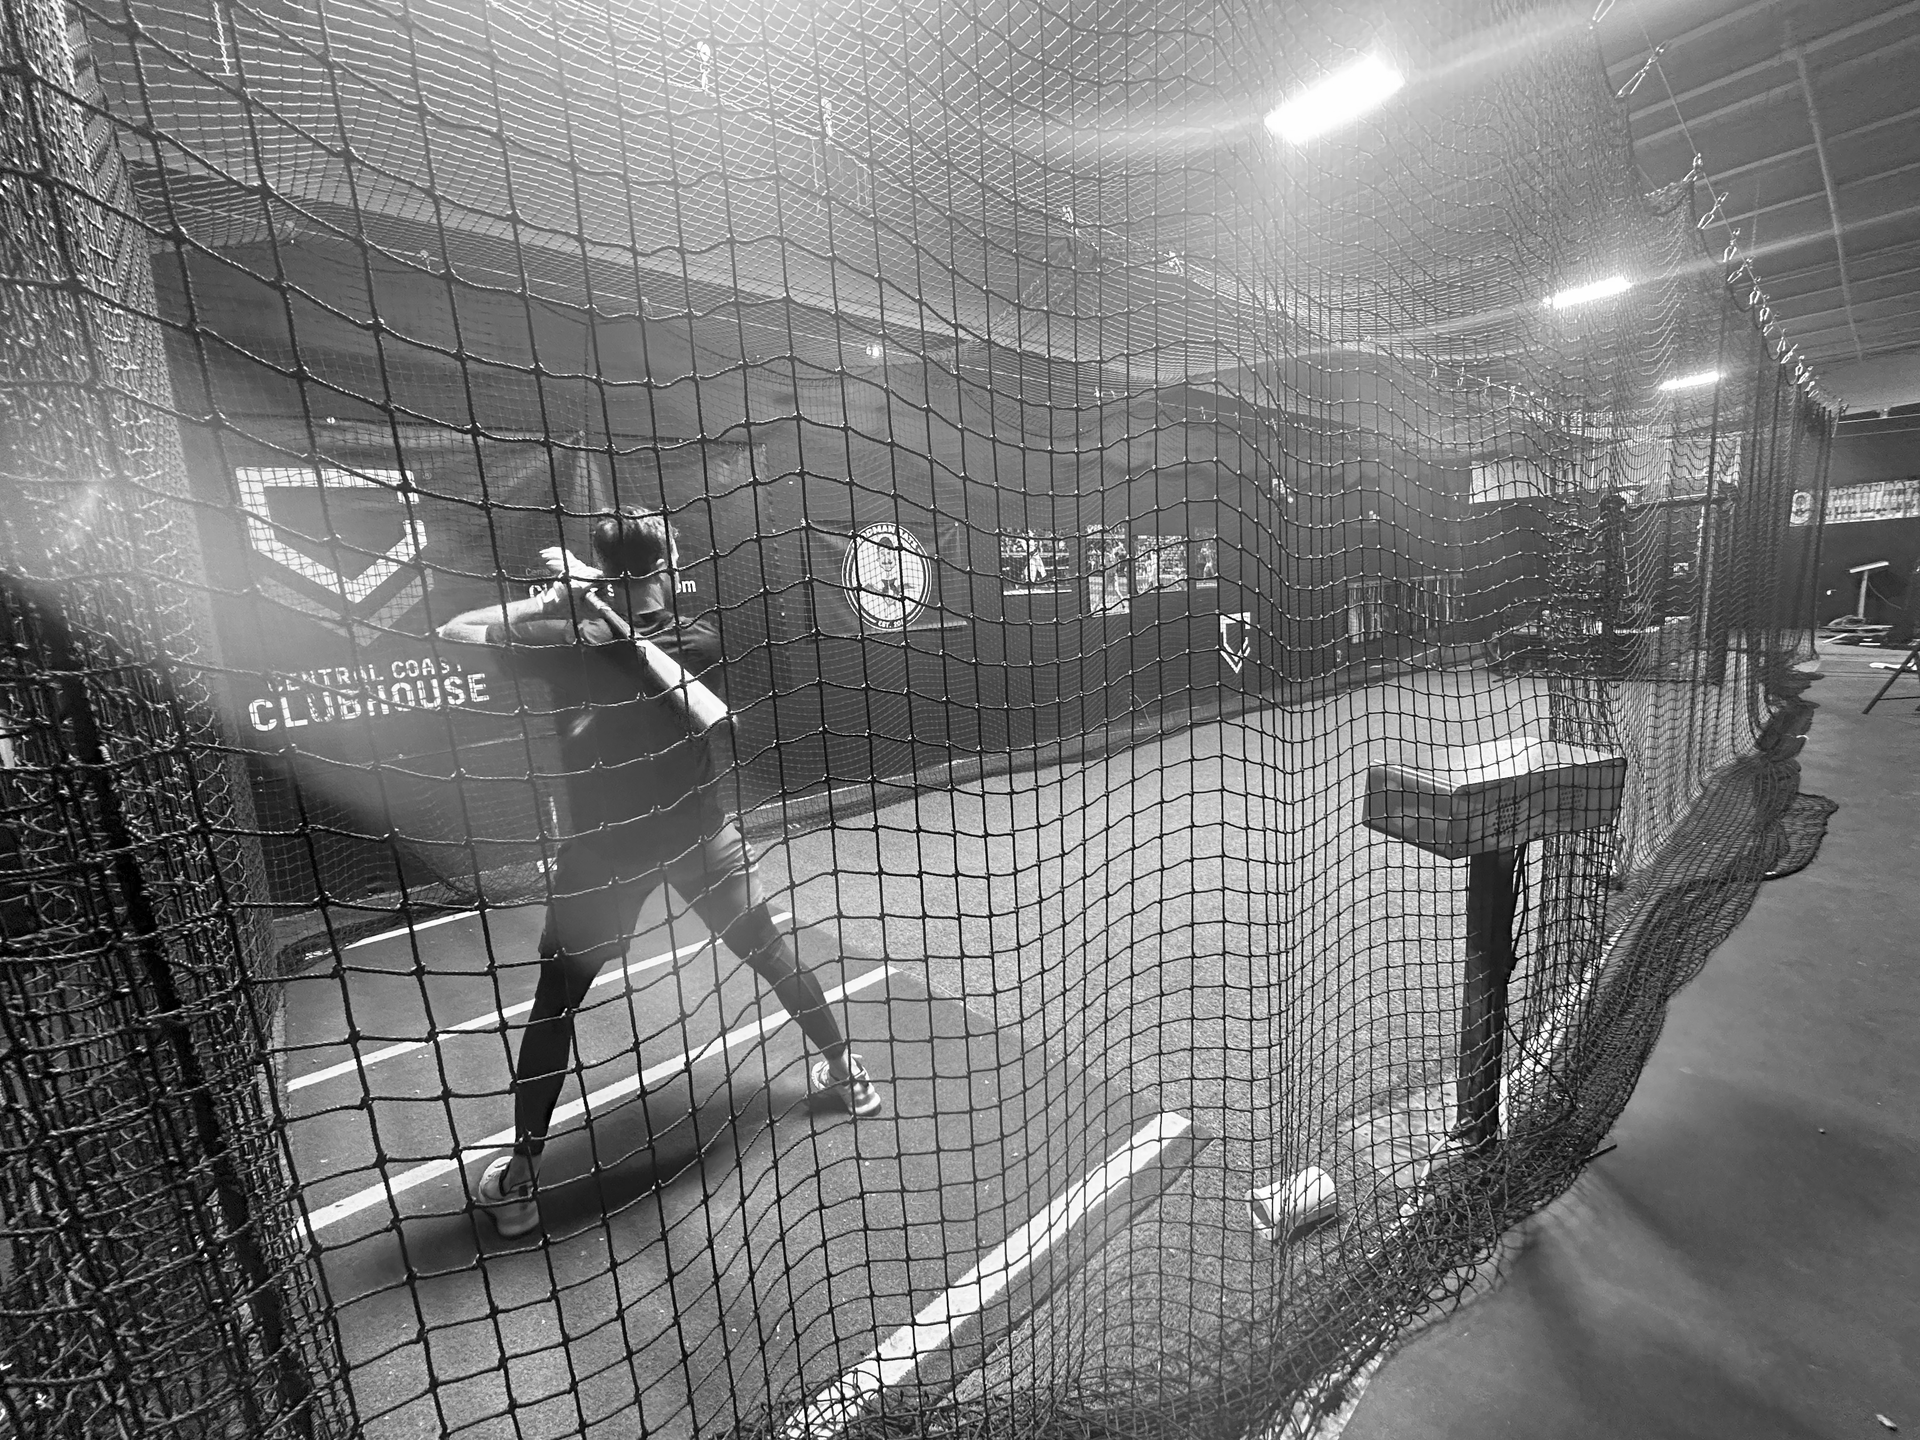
[509,821,847,1161]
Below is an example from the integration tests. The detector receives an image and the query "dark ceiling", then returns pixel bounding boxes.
[1598,0,1920,412]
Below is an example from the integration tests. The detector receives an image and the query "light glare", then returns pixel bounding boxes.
[1658,369,1722,392]
[1546,275,1631,309]
[1265,55,1405,145]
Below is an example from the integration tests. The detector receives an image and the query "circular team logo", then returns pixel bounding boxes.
[841,522,931,629]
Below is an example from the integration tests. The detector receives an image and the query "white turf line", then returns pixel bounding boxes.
[288,963,892,1245]
[779,1112,1194,1440]
[287,911,792,1092]
[342,908,479,950]
[333,860,559,952]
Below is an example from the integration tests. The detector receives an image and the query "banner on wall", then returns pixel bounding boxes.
[806,519,964,633]
[1792,477,1920,525]
[200,425,748,748]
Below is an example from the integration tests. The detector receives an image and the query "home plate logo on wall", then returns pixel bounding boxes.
[1220,611,1252,674]
[236,467,428,630]
[841,522,931,629]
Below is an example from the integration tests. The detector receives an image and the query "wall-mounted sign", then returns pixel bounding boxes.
[841,521,933,628]
[1220,611,1251,674]
[205,429,737,759]
[236,466,426,617]
[1793,477,1920,526]
[241,654,496,734]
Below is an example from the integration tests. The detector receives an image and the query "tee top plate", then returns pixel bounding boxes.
[1362,736,1627,859]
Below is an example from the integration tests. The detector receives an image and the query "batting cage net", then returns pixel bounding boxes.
[2,0,1833,1436]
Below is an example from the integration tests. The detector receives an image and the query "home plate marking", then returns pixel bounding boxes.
[781,1111,1197,1440]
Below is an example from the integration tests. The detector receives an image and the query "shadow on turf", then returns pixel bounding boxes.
[442,1071,849,1254]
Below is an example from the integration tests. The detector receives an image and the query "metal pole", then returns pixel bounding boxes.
[1458,847,1521,1154]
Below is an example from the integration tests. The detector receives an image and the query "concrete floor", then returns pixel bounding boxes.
[1341,643,1920,1440]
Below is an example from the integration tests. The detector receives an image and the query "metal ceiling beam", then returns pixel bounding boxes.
[1814,348,1920,369]
[1295,147,1920,259]
[1804,336,1920,357]
[1785,309,1920,343]
[1635,30,1920,150]
[1758,235,1920,289]
[1758,264,1920,312]
[1788,29,1864,362]
[1744,197,1920,261]
[1767,260,1920,307]
[1799,304,1920,331]
[1604,0,1779,77]
[1716,157,1920,232]
[1804,343,1905,361]
[1626,1,1920,125]
[1698,100,1920,188]
[1766,291,1920,328]
[1688,201,1920,329]
[1795,312,1920,340]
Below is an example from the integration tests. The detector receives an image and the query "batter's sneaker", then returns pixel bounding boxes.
[475,1154,539,1238]
[811,1054,884,1118]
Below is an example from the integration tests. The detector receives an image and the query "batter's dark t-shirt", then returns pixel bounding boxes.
[486,605,725,838]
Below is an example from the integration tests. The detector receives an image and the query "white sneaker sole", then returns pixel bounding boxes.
[476,1155,540,1239]
[810,1056,884,1118]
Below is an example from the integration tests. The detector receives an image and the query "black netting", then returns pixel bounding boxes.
[3,0,1834,1436]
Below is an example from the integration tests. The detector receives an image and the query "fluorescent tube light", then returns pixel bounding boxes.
[1265,55,1405,146]
[1657,369,1722,392]
[1546,275,1631,309]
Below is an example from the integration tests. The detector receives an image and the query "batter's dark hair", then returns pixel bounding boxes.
[590,508,674,578]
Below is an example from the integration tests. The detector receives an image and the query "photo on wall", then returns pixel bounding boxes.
[1084,527,1132,614]
[999,530,1074,594]
[1190,529,1220,586]
[1132,533,1189,592]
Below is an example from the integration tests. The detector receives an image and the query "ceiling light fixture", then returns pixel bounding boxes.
[1657,369,1722,392]
[1546,275,1631,309]
[1264,55,1405,146]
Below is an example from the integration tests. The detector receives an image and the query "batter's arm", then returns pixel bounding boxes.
[436,546,601,642]
[434,590,558,644]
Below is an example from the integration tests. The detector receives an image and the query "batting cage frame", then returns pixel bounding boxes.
[3,0,1833,1436]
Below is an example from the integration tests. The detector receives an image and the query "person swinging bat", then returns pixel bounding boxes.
[434,508,884,1239]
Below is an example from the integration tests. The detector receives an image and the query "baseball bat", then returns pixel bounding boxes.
[577,587,732,736]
